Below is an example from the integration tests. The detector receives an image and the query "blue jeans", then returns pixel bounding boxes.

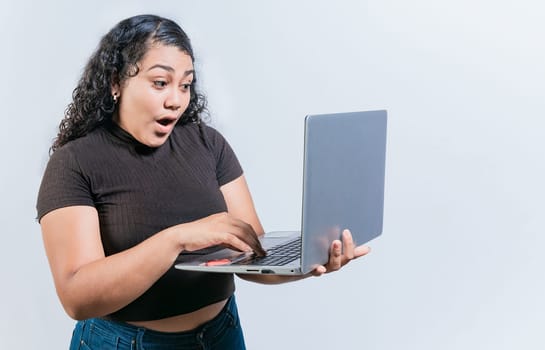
[69,296,246,350]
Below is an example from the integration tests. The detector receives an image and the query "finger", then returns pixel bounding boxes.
[341,229,355,262]
[245,227,266,256]
[221,232,253,253]
[327,240,343,272]
[228,218,266,256]
[310,265,327,276]
[237,221,266,256]
[353,244,371,258]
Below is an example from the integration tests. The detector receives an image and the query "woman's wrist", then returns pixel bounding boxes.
[161,223,189,254]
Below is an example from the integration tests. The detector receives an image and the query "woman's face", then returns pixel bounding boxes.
[113,44,194,147]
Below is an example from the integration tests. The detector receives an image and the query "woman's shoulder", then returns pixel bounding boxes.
[49,127,110,162]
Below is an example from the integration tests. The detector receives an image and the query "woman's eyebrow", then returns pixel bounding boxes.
[147,64,194,77]
[147,64,174,72]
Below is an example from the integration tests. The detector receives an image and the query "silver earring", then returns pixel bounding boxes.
[113,94,118,103]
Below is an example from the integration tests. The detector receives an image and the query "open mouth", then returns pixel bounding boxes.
[157,117,177,127]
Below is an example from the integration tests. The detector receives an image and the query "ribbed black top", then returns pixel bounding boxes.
[36,121,243,321]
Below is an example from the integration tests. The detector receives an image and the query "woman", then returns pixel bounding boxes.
[37,14,370,349]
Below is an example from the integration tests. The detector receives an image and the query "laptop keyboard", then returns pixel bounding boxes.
[250,237,301,266]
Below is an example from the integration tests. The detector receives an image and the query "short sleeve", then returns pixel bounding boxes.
[202,125,243,186]
[36,146,95,222]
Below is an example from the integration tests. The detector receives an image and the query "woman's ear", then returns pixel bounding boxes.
[111,71,121,97]
[111,83,120,97]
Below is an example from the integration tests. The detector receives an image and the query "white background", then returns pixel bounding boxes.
[1,1,544,349]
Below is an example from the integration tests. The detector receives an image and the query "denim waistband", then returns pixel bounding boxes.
[76,295,242,349]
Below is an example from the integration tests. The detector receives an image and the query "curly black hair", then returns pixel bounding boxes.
[51,14,207,153]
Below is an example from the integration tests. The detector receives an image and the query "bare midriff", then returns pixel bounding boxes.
[125,299,228,333]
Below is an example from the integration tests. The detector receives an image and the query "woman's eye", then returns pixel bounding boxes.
[153,81,167,88]
[181,83,192,91]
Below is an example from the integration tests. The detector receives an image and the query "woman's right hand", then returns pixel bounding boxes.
[179,212,266,256]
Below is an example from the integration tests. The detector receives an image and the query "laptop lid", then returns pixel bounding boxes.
[300,110,387,273]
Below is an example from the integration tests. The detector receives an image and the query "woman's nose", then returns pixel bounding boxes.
[165,89,182,111]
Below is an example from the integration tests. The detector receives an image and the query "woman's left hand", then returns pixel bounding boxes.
[311,229,371,276]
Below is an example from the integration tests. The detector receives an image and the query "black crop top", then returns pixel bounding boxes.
[36,121,243,321]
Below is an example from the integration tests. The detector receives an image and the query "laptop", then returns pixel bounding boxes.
[175,110,387,275]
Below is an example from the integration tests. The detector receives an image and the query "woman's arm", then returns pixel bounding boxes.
[40,205,262,320]
[219,175,265,235]
[221,175,371,285]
